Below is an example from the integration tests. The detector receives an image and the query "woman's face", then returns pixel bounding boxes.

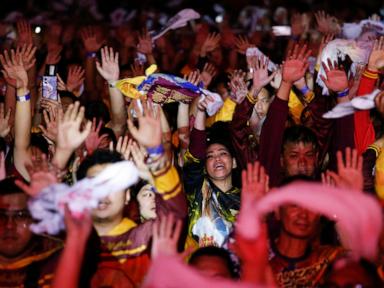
[137,184,157,220]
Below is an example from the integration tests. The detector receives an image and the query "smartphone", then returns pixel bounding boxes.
[42,65,58,101]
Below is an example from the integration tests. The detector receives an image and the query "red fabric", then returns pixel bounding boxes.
[354,71,378,155]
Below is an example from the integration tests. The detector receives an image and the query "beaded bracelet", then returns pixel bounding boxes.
[337,88,349,98]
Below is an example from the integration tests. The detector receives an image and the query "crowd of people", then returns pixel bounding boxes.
[1,0,384,287]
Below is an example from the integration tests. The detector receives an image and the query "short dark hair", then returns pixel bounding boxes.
[188,246,239,279]
[206,122,235,158]
[282,125,318,153]
[31,133,49,155]
[84,100,111,124]
[76,149,123,180]
[0,176,26,195]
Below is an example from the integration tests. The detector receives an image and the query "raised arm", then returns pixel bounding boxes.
[80,26,104,101]
[52,102,92,169]
[259,44,310,187]
[1,49,35,180]
[128,99,187,217]
[96,46,127,137]
[52,207,92,288]
[229,56,276,170]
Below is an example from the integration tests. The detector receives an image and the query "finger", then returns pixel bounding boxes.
[116,136,123,151]
[75,105,85,125]
[351,148,358,169]
[159,215,167,237]
[345,147,351,168]
[15,180,32,195]
[96,119,103,133]
[70,102,80,121]
[127,118,139,140]
[336,150,344,172]
[327,171,341,186]
[172,218,182,242]
[79,120,92,141]
[246,162,253,185]
[164,213,174,238]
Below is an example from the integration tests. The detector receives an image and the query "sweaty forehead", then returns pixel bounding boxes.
[0,193,28,211]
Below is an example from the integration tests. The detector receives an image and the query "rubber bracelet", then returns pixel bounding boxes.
[337,88,349,98]
[86,52,97,58]
[146,144,164,155]
[299,86,310,95]
[16,92,31,102]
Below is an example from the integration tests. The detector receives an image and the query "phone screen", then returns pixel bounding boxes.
[42,75,58,101]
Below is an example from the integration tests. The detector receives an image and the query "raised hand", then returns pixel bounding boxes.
[237,162,268,238]
[137,30,153,55]
[200,63,216,88]
[64,205,92,241]
[184,70,201,86]
[46,44,62,65]
[324,147,363,191]
[110,135,132,160]
[241,162,268,211]
[314,11,341,35]
[116,25,136,48]
[66,65,85,94]
[80,26,103,53]
[15,154,61,197]
[251,56,277,96]
[85,118,108,155]
[368,36,384,72]
[228,70,248,104]
[200,33,221,57]
[130,61,145,77]
[16,44,36,71]
[318,34,335,60]
[0,50,29,89]
[127,99,161,148]
[0,103,11,138]
[151,213,182,259]
[16,20,33,46]
[234,35,252,55]
[320,59,348,92]
[96,46,119,82]
[56,102,92,153]
[282,44,311,84]
[39,105,59,142]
